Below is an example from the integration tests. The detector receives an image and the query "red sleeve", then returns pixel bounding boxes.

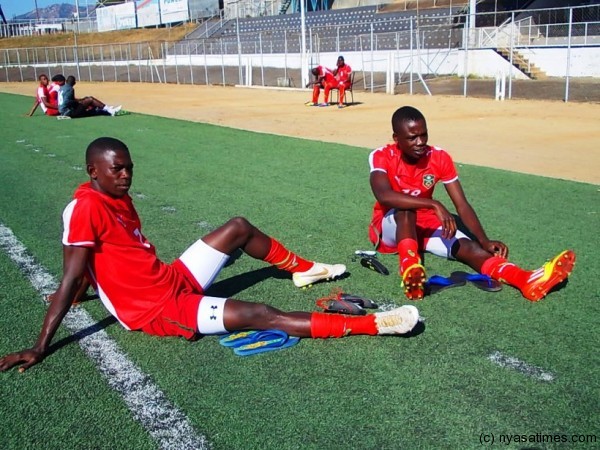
[437,149,459,184]
[62,197,103,248]
[369,146,390,173]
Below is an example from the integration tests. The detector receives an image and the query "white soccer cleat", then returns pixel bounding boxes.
[292,262,346,288]
[374,305,420,335]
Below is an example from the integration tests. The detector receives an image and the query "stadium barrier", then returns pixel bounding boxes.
[1,5,599,102]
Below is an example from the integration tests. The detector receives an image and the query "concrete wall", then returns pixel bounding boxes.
[167,46,600,78]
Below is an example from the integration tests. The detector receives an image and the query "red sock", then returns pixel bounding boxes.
[310,312,378,338]
[312,86,320,103]
[263,238,313,273]
[397,238,421,274]
[481,256,531,290]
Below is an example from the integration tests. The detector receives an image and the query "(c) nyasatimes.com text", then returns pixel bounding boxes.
[479,432,597,446]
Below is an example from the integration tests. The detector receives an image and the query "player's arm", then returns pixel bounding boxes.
[0,245,91,373]
[39,95,55,109]
[370,171,457,235]
[444,180,508,257]
[27,98,39,117]
[46,275,91,304]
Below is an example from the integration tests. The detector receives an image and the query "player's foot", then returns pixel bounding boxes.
[292,262,347,288]
[338,104,345,109]
[304,101,316,106]
[521,250,576,301]
[318,102,329,107]
[375,305,420,335]
[106,105,122,116]
[401,263,427,300]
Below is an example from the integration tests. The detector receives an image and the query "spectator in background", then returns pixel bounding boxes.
[27,73,59,117]
[305,65,336,107]
[58,75,122,119]
[331,55,352,109]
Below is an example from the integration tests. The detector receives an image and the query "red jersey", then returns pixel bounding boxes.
[368,143,458,246]
[62,182,189,330]
[336,64,352,85]
[37,84,59,116]
[48,83,60,112]
[315,65,336,84]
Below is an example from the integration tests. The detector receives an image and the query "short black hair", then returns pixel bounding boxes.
[337,55,344,61]
[51,74,65,82]
[86,137,129,165]
[391,106,426,131]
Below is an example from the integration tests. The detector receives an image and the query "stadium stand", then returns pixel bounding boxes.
[181,4,467,54]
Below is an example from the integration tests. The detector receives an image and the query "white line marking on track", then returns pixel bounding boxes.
[0,223,210,450]
[489,351,555,382]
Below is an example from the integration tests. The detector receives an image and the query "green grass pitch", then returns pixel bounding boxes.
[0,93,598,449]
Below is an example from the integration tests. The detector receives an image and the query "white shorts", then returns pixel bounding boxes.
[381,209,470,259]
[177,238,230,334]
[197,296,227,335]
[178,238,230,291]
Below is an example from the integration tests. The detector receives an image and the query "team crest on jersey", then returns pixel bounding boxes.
[423,174,435,189]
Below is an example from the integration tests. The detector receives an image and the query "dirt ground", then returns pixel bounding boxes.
[2,81,599,185]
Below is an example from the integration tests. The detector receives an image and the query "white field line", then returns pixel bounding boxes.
[0,223,210,450]
[489,350,555,382]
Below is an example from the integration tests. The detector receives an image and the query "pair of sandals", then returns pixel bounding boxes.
[426,271,502,295]
[219,330,299,356]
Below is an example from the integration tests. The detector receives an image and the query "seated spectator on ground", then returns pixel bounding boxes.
[58,75,121,118]
[27,73,59,117]
[305,65,336,106]
[330,55,352,109]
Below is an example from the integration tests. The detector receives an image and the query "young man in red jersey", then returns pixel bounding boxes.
[0,137,419,372]
[305,65,336,106]
[27,73,59,117]
[368,106,575,301]
[330,55,352,109]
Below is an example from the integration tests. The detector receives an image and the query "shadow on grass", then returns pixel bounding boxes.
[47,315,118,357]
[206,266,291,298]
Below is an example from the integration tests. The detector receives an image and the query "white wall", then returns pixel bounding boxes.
[166,47,600,78]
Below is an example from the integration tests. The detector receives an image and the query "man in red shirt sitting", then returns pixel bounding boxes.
[0,137,420,372]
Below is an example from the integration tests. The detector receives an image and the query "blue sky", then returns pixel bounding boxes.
[0,0,91,19]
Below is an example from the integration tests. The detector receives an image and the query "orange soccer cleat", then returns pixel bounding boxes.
[401,263,427,300]
[522,250,576,302]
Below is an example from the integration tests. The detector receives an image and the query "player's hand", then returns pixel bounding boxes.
[0,349,45,373]
[482,240,508,258]
[433,202,457,239]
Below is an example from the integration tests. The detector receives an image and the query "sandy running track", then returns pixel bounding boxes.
[2,82,599,185]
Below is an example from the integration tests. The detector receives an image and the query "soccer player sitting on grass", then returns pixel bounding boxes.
[0,137,420,373]
[368,106,575,301]
[58,75,122,118]
[27,73,59,117]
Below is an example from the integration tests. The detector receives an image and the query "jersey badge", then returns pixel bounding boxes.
[423,174,435,189]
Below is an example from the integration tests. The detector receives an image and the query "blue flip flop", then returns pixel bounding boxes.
[233,335,300,357]
[450,271,503,292]
[425,274,466,295]
[219,330,287,348]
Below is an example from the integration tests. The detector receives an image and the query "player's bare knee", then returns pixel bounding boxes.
[224,216,253,237]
